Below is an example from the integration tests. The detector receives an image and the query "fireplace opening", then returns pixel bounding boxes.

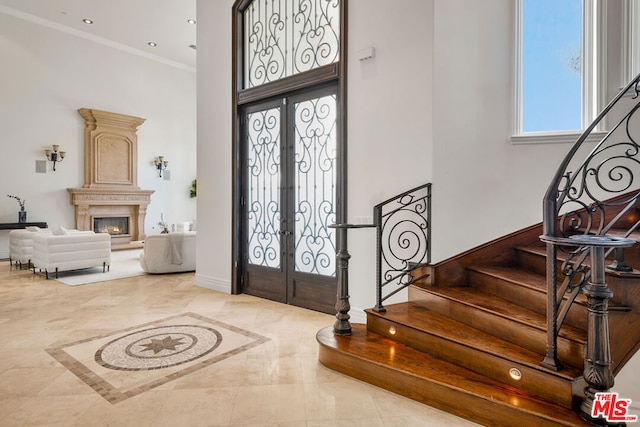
[94,217,129,236]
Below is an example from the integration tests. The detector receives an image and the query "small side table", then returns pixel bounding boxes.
[0,222,48,230]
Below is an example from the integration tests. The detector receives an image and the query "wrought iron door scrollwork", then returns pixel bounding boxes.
[246,108,282,268]
[294,95,337,276]
[244,0,340,88]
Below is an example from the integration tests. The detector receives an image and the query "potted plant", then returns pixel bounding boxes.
[7,194,26,223]
[157,213,169,234]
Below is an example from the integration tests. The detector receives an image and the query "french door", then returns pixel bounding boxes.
[240,85,339,314]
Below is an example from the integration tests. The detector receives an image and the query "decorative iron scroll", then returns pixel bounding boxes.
[373,183,432,312]
[243,0,340,88]
[541,72,640,370]
[294,95,337,276]
[246,107,281,268]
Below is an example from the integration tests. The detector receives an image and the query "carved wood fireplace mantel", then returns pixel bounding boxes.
[68,108,155,248]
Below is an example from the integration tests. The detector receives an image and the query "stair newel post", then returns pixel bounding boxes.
[541,234,634,424]
[579,243,622,425]
[333,225,352,336]
[329,223,377,336]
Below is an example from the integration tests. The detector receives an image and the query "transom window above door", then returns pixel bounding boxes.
[243,0,341,88]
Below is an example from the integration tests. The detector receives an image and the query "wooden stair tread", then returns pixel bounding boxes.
[516,243,640,277]
[368,302,583,377]
[418,286,586,343]
[515,244,547,255]
[604,228,640,241]
[469,264,632,310]
[468,265,594,304]
[317,325,592,427]
[469,264,547,290]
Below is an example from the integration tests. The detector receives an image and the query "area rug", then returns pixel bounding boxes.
[45,312,270,403]
[54,249,146,286]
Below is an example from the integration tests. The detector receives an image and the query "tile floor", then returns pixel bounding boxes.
[0,260,480,426]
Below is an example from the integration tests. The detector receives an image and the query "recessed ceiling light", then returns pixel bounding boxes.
[187,19,196,24]
[82,19,93,24]
[148,42,157,47]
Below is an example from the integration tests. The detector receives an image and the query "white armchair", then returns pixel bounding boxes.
[9,228,51,268]
[139,231,196,273]
[32,230,111,279]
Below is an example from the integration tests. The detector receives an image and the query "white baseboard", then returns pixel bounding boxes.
[348,306,367,324]
[192,276,369,324]
[194,273,231,294]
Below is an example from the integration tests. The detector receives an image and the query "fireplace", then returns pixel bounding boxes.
[94,217,129,236]
[68,109,155,250]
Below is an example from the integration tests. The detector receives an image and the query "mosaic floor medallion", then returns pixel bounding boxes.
[46,313,270,403]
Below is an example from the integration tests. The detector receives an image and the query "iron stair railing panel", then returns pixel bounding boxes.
[329,183,431,335]
[373,183,432,313]
[541,72,640,371]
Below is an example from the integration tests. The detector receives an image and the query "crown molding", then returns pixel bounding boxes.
[0,5,195,73]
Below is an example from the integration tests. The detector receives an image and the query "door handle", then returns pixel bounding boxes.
[279,230,292,236]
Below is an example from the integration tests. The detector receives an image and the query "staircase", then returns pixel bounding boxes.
[318,73,640,426]
[318,218,640,426]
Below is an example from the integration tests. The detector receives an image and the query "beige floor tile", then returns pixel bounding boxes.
[0,260,478,426]
[304,380,382,421]
[144,388,238,427]
[308,420,385,427]
[229,384,307,424]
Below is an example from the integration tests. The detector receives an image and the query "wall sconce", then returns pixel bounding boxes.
[45,145,65,171]
[154,156,169,177]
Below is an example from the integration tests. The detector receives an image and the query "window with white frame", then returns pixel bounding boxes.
[520,0,582,133]
[515,0,611,138]
[515,0,640,144]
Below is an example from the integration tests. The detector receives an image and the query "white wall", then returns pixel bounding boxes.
[431,0,569,261]
[431,0,632,262]
[345,0,434,313]
[0,10,196,257]
[194,0,234,292]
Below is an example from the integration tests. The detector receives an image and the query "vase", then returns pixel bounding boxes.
[18,209,27,223]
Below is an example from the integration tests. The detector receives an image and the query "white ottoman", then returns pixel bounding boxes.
[140,232,196,273]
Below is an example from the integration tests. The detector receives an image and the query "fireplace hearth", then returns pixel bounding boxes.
[94,217,129,236]
[68,109,154,250]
